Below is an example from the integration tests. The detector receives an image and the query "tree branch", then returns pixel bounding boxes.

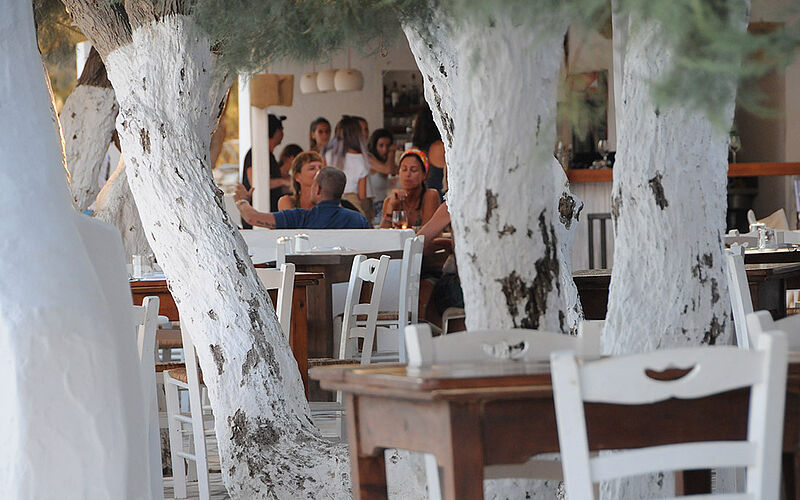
[61,0,132,57]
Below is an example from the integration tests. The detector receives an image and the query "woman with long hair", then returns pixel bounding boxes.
[324,115,371,218]
[379,148,440,229]
[309,117,331,152]
[277,151,323,211]
[367,128,397,215]
[412,104,447,195]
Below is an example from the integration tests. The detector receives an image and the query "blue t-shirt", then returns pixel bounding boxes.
[273,200,370,229]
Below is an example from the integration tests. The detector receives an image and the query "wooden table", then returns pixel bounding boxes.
[312,360,800,500]
[263,250,404,358]
[574,262,800,320]
[131,273,322,395]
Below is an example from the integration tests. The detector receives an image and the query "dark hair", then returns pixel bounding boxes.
[242,148,252,187]
[289,151,323,207]
[368,128,394,162]
[268,114,285,139]
[411,103,441,152]
[309,117,330,150]
[279,144,303,165]
[315,166,347,200]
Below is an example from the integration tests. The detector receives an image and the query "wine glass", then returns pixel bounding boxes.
[729,134,742,164]
[596,139,609,168]
[392,210,408,230]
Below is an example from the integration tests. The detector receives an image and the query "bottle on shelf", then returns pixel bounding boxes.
[410,74,420,106]
[390,81,400,109]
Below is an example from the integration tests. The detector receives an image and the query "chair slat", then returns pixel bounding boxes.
[591,442,756,481]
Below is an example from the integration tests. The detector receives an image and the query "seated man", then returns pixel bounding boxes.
[234,167,370,229]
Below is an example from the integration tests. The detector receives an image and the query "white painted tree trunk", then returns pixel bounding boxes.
[0,2,150,498]
[93,158,151,258]
[403,9,582,334]
[100,15,426,498]
[404,7,580,499]
[61,48,118,212]
[601,6,743,499]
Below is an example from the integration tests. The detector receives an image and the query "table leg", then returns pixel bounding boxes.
[304,265,335,357]
[346,394,389,500]
[439,404,484,500]
[289,286,309,398]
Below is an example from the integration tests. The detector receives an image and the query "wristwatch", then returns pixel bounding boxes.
[235,199,249,207]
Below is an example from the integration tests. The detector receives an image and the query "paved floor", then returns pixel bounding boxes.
[161,414,341,499]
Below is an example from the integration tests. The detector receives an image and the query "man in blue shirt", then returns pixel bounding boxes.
[234,167,370,229]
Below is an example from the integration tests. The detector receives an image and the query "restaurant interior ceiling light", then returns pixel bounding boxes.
[300,72,319,94]
[316,69,337,93]
[334,69,363,92]
[334,49,363,92]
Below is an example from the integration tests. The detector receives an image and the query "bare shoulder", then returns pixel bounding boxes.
[423,189,441,204]
[277,195,294,211]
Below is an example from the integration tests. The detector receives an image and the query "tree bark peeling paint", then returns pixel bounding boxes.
[101,15,371,499]
[601,5,744,497]
[404,7,582,498]
[403,8,582,339]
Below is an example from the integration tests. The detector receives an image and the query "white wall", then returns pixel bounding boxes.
[264,37,419,153]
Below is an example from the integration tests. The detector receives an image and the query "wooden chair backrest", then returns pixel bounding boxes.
[255,263,296,339]
[339,254,390,364]
[405,322,602,369]
[724,244,755,348]
[551,331,787,499]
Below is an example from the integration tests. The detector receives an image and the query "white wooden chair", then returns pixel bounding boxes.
[256,263,296,338]
[338,254,391,364]
[164,264,296,499]
[725,244,755,348]
[310,255,391,440]
[368,235,424,362]
[551,330,788,499]
[405,322,603,499]
[132,296,165,500]
[748,310,800,350]
[441,307,466,334]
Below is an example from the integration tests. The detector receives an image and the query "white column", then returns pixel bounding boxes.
[250,107,270,214]
[75,41,91,77]
[237,73,251,179]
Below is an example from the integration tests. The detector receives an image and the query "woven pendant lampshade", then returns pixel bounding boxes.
[300,72,319,94]
[316,69,337,92]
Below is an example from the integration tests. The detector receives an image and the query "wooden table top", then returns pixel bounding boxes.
[259,249,404,267]
[313,357,800,402]
[130,272,324,292]
[573,262,800,282]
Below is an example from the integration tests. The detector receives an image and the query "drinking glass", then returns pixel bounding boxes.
[392,210,408,230]
[729,134,742,164]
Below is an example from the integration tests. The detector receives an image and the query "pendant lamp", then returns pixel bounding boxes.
[300,64,319,94]
[316,60,337,93]
[334,49,363,92]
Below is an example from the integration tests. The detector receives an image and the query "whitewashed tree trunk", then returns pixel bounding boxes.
[93,158,151,258]
[0,2,150,497]
[404,7,579,499]
[58,9,429,497]
[61,47,118,212]
[601,5,744,498]
[103,16,349,499]
[403,9,582,333]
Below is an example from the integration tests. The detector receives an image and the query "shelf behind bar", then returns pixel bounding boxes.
[566,162,800,183]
